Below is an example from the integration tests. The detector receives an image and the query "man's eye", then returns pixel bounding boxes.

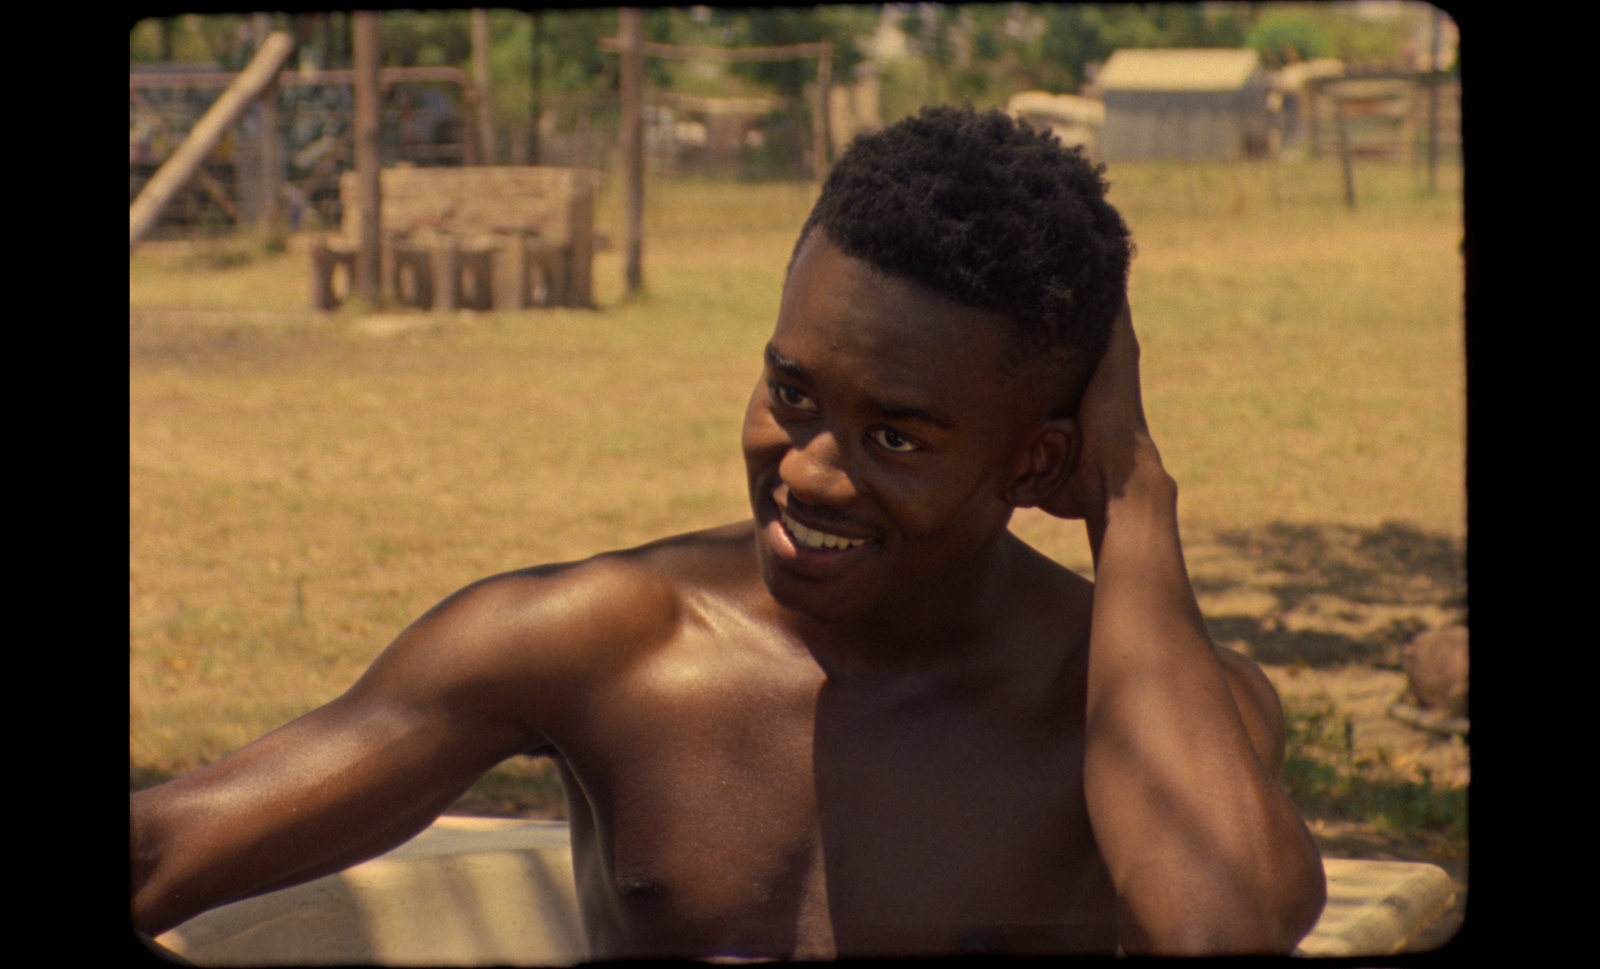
[771,383,816,412]
[870,428,918,453]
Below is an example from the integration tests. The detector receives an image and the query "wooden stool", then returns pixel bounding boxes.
[383,233,498,313]
[309,237,357,311]
[388,242,434,310]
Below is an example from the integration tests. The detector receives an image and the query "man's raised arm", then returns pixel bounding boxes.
[131,556,672,936]
[1042,305,1326,954]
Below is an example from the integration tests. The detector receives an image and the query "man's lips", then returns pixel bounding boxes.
[779,507,870,550]
[764,486,878,565]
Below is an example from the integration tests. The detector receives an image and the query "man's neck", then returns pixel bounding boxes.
[775,529,1026,680]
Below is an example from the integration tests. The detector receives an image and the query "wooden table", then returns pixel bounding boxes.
[311,166,599,313]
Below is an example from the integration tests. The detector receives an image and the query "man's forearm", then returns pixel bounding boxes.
[1082,440,1324,954]
[130,701,491,936]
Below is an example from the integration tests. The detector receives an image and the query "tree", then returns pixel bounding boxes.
[1247,12,1332,68]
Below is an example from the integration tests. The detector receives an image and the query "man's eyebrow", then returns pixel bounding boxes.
[764,345,808,379]
[866,399,956,430]
[764,344,955,429]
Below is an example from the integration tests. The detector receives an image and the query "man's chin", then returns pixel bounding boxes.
[755,540,873,623]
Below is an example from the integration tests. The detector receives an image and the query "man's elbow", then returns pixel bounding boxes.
[1263,850,1328,953]
[1120,846,1328,955]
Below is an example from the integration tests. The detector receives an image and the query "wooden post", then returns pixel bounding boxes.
[459,83,480,166]
[471,9,496,165]
[320,13,334,68]
[620,8,644,296]
[251,13,281,231]
[567,177,596,308]
[495,232,529,310]
[129,32,295,247]
[813,40,833,181]
[1307,83,1321,158]
[353,11,382,304]
[1334,95,1356,211]
[433,240,460,313]
[530,10,543,165]
[1426,7,1441,195]
[311,237,336,309]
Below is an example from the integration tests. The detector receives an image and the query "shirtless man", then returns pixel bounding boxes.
[131,107,1326,958]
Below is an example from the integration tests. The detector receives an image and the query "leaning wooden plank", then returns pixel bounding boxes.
[153,817,1458,964]
[1295,858,1456,956]
[155,818,584,966]
[129,32,295,247]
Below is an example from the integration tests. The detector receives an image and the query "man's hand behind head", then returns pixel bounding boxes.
[1036,301,1153,525]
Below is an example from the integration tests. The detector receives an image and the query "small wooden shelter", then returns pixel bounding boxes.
[1098,49,1271,162]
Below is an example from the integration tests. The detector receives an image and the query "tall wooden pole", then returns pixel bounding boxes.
[813,40,833,182]
[1426,7,1441,195]
[353,11,382,303]
[1334,95,1356,211]
[530,10,543,165]
[620,8,644,296]
[471,9,496,165]
[251,13,281,230]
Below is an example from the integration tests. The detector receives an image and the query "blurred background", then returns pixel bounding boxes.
[130,3,1465,950]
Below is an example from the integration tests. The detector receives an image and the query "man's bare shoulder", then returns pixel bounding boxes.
[362,522,763,706]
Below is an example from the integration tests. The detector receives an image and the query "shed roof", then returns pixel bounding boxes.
[1098,48,1261,92]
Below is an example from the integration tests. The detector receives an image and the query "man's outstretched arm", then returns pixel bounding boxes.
[130,680,522,935]
[131,557,673,936]
[1044,306,1325,954]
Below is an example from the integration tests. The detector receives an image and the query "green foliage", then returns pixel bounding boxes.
[130,19,164,63]
[1247,12,1333,69]
[1281,698,1467,851]
[380,10,471,68]
[889,4,1252,107]
[537,10,622,98]
[130,14,245,66]
[716,7,880,97]
[1243,4,1424,69]
[1040,4,1249,89]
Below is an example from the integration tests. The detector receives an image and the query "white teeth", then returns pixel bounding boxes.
[781,510,867,550]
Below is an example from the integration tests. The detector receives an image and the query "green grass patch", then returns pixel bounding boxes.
[1281,696,1467,854]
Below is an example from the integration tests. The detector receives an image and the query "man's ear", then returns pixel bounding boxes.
[1005,417,1080,509]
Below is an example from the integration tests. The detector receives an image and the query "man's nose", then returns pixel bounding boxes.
[779,429,856,506]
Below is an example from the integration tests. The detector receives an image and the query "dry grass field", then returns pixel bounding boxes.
[130,158,1466,934]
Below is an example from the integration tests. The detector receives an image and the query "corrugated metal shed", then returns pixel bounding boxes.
[1099,49,1270,162]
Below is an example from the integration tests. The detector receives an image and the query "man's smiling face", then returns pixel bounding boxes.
[742,230,1050,624]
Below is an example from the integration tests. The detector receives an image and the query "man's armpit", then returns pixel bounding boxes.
[1214,647,1288,776]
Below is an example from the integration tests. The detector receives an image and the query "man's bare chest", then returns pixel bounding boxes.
[549,627,1113,957]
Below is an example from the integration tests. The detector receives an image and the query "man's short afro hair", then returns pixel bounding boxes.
[797,105,1132,398]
